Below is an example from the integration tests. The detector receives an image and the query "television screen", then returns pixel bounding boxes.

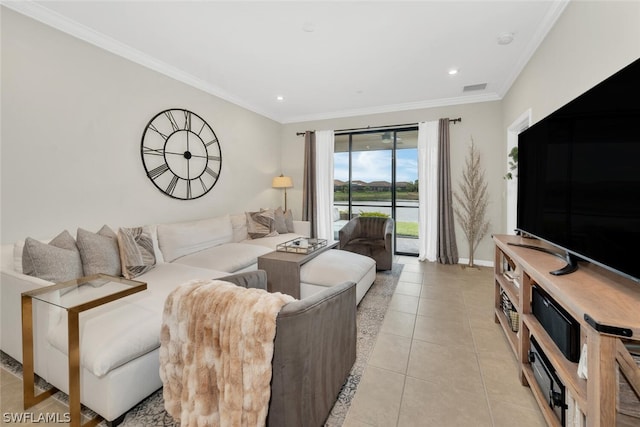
[517,58,640,282]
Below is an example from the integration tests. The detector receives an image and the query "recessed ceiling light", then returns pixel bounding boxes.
[448,69,459,76]
[276,95,284,101]
[497,32,515,45]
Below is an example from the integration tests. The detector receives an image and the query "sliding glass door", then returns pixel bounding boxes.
[334,127,418,255]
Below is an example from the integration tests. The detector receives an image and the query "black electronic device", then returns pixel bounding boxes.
[532,286,580,363]
[516,58,640,282]
[528,336,567,426]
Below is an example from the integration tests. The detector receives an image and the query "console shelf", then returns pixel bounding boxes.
[522,313,588,410]
[494,235,640,427]
[495,305,519,358]
[521,363,563,427]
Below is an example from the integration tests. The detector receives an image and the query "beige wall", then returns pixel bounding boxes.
[1,8,283,244]
[281,101,503,264]
[503,1,640,128]
[501,0,640,234]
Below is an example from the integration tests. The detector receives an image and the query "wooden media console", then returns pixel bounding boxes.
[493,234,640,427]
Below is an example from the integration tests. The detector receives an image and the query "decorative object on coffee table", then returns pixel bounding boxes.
[141,108,222,200]
[276,237,327,254]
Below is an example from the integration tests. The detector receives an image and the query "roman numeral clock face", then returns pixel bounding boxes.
[141,109,222,200]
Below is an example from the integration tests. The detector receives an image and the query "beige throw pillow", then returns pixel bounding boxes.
[246,211,278,239]
[117,227,156,279]
[284,209,295,232]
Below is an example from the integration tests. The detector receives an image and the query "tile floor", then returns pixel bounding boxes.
[342,255,546,427]
[0,256,546,426]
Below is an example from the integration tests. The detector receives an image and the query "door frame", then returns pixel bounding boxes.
[506,109,532,234]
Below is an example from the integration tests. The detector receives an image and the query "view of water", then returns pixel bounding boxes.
[335,200,419,222]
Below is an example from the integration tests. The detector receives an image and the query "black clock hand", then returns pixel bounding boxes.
[188,154,220,161]
[186,131,190,179]
[163,150,189,156]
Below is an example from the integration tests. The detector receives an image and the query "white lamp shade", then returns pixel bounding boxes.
[272,175,293,188]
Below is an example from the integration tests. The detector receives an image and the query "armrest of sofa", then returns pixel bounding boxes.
[268,281,356,426]
[0,269,54,371]
[338,218,358,249]
[219,270,267,290]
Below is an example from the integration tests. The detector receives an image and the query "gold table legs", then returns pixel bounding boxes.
[21,295,57,408]
[21,296,101,427]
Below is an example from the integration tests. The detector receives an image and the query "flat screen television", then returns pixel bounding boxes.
[516,58,640,282]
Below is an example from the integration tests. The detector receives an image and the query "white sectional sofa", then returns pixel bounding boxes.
[0,210,378,425]
[0,212,315,424]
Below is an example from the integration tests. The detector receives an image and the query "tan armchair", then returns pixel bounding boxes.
[339,216,394,270]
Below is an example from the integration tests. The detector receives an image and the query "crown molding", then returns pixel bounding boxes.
[3,0,565,125]
[281,93,501,124]
[497,0,570,98]
[1,0,280,122]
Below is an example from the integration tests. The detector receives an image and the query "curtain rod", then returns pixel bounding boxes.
[295,117,461,136]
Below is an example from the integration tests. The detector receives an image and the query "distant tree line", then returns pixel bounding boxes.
[334,179,418,193]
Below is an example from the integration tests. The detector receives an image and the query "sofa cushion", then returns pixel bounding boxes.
[135,262,229,293]
[230,213,248,242]
[300,249,375,287]
[22,230,83,283]
[14,240,26,273]
[157,215,233,262]
[77,226,121,276]
[48,290,162,378]
[47,263,229,378]
[172,242,273,273]
[117,227,156,279]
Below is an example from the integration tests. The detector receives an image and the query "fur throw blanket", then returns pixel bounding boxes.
[159,279,295,427]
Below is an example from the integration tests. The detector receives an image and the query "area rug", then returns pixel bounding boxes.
[1,263,403,426]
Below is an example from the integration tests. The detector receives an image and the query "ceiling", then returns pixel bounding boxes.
[5,1,568,124]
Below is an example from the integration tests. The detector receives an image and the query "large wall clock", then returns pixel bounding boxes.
[141,108,222,200]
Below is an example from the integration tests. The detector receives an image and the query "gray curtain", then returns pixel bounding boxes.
[302,131,316,237]
[437,118,459,264]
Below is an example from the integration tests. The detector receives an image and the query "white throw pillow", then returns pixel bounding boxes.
[230,213,249,242]
[157,215,233,262]
[13,240,26,274]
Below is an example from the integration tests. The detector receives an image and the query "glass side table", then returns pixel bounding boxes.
[21,274,147,427]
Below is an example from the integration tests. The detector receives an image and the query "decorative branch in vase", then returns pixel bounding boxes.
[454,138,490,268]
